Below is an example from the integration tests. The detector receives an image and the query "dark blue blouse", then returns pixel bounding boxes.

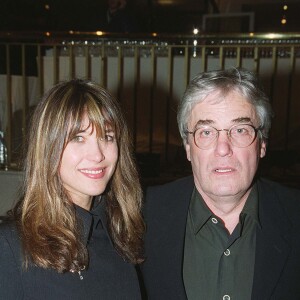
[0,199,141,299]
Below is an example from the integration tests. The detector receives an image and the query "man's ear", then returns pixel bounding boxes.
[260,140,267,158]
[185,142,191,161]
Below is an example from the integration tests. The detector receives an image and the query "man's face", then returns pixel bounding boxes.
[185,90,266,202]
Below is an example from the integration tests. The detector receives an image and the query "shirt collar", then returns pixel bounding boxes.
[189,188,212,234]
[189,182,261,235]
[240,182,261,228]
[75,196,106,245]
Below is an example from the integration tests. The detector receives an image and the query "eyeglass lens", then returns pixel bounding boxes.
[194,124,257,149]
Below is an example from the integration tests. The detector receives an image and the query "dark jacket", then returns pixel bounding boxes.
[0,200,141,299]
[142,176,300,300]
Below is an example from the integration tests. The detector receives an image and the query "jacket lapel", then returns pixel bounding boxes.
[251,180,292,299]
[171,178,194,298]
[144,176,194,299]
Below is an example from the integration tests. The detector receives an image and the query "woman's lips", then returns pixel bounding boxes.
[79,168,105,179]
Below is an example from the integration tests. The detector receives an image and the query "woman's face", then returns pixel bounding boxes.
[60,114,118,210]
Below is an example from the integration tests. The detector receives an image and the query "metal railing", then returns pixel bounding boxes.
[1,31,300,171]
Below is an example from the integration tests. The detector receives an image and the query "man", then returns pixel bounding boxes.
[142,68,300,300]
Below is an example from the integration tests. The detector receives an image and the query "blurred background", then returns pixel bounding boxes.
[0,0,300,214]
[1,0,300,33]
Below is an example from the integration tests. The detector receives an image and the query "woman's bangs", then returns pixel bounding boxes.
[86,102,117,139]
[65,105,86,141]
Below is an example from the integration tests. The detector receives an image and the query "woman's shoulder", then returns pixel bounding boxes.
[0,220,20,248]
[0,220,23,267]
[0,218,16,231]
[0,220,24,298]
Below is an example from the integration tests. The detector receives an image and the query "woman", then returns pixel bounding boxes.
[0,79,144,299]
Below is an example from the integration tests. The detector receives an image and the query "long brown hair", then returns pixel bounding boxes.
[13,79,144,272]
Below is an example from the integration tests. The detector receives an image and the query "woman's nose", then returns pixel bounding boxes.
[87,141,105,162]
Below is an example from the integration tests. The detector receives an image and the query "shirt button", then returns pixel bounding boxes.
[211,217,218,224]
[223,295,230,300]
[224,249,231,256]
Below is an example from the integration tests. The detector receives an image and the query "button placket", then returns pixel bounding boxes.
[224,249,231,256]
[211,217,218,224]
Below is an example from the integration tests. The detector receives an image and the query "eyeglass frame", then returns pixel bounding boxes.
[185,123,262,149]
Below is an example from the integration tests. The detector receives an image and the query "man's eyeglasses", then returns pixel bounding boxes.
[185,124,261,150]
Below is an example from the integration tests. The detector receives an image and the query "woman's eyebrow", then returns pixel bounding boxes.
[105,128,114,133]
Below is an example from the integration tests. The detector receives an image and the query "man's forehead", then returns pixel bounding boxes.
[193,90,254,112]
[189,93,258,127]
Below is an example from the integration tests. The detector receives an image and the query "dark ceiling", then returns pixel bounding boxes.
[0,0,299,33]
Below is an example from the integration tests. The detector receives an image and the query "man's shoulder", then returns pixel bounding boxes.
[258,178,300,199]
[144,176,194,213]
[257,177,300,218]
[146,175,194,194]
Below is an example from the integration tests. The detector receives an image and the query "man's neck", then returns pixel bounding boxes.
[199,190,251,234]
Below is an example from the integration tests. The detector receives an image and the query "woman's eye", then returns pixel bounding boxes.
[100,134,115,142]
[105,134,115,142]
[72,136,84,142]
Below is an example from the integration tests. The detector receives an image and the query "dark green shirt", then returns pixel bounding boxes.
[183,184,260,300]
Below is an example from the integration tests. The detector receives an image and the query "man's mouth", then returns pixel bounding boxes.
[215,168,233,173]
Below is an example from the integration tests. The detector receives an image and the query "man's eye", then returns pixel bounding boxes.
[233,127,248,135]
[199,129,213,137]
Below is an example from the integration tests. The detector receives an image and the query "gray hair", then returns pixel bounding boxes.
[177,68,274,144]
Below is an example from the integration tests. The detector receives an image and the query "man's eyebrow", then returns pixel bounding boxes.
[195,119,214,127]
[231,117,252,124]
[194,117,253,128]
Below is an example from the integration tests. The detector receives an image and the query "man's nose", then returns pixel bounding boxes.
[214,130,233,157]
